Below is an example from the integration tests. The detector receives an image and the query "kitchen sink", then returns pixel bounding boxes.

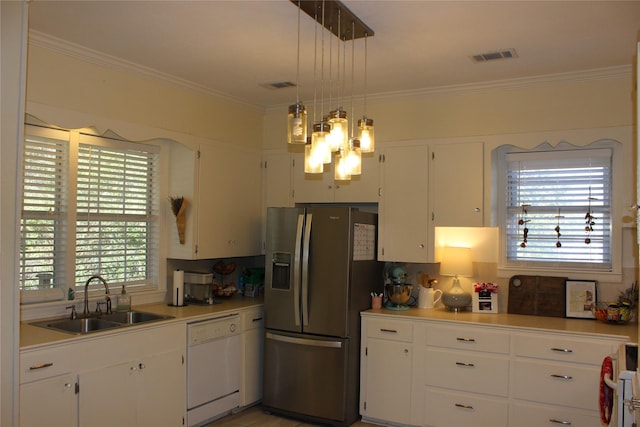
[103,310,172,325]
[32,317,123,334]
[30,310,174,335]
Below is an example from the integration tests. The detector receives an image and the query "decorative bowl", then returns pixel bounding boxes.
[591,302,633,324]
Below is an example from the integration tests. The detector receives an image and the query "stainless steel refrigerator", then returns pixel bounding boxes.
[263,206,383,426]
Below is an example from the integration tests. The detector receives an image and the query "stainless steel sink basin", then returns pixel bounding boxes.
[103,310,172,325]
[30,310,174,334]
[32,317,123,334]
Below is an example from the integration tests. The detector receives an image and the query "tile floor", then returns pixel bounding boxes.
[203,405,377,427]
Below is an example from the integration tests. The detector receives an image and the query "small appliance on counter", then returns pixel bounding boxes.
[183,271,217,305]
[384,265,413,310]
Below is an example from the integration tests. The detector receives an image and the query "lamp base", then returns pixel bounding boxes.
[442,278,472,312]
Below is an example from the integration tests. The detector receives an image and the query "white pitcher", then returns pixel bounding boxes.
[418,287,442,309]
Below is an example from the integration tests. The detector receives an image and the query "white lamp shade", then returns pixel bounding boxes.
[440,246,473,277]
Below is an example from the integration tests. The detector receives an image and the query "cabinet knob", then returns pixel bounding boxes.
[474,208,481,212]
[64,383,73,389]
[138,363,146,370]
[418,244,424,249]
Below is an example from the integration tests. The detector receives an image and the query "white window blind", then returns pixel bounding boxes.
[505,148,612,270]
[20,127,68,290]
[75,136,159,288]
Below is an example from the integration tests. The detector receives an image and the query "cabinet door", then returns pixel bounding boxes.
[430,142,483,226]
[240,327,264,406]
[78,360,137,427]
[263,152,292,208]
[378,144,431,262]
[20,374,77,427]
[334,152,380,203]
[362,338,412,424]
[197,144,262,258]
[291,152,335,203]
[137,348,186,427]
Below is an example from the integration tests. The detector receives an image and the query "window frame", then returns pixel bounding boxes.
[20,124,161,298]
[495,139,622,280]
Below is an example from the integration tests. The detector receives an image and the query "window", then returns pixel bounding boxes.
[20,125,160,293]
[502,147,612,271]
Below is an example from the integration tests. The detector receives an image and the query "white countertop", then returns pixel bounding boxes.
[20,295,263,349]
[363,306,638,341]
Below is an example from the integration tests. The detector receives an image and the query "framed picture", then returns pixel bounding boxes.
[565,280,597,319]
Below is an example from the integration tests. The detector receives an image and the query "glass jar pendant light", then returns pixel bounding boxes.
[304,139,323,173]
[328,108,348,152]
[311,121,332,164]
[334,147,351,180]
[357,32,374,153]
[287,0,307,145]
[346,138,361,175]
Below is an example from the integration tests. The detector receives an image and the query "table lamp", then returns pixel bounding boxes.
[440,246,473,311]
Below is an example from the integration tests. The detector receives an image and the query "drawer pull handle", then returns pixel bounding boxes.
[455,362,475,367]
[29,362,53,371]
[549,419,572,425]
[550,374,573,380]
[252,317,263,322]
[380,328,398,333]
[456,337,476,342]
[454,403,474,410]
[551,347,573,353]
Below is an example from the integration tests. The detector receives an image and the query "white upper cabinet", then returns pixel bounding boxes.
[430,141,484,227]
[378,143,432,263]
[262,151,293,209]
[291,152,379,203]
[168,142,262,259]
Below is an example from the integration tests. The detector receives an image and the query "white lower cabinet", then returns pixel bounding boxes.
[19,322,186,427]
[20,373,76,427]
[240,306,264,407]
[424,387,508,427]
[509,401,602,427]
[360,313,628,427]
[78,347,184,427]
[360,317,413,426]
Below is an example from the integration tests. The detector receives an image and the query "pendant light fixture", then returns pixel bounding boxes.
[287,1,307,145]
[357,32,374,153]
[290,0,374,178]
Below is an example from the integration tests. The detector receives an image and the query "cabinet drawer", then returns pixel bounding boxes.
[509,401,601,427]
[20,346,73,384]
[366,318,413,343]
[513,333,616,365]
[424,348,509,397]
[425,324,509,354]
[511,359,600,410]
[241,306,264,331]
[424,387,508,427]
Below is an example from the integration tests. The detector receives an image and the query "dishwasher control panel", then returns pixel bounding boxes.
[188,314,239,345]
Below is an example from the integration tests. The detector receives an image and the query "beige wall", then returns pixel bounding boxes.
[263,69,634,149]
[26,45,264,148]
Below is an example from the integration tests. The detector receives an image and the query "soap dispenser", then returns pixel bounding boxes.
[117,285,131,312]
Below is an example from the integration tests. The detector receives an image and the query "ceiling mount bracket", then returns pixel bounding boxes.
[289,0,374,40]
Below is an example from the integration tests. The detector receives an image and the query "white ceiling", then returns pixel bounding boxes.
[28,0,640,109]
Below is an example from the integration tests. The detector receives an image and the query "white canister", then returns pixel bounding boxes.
[418,287,443,309]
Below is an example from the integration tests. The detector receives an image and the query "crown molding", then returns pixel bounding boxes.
[30,30,630,115]
[28,30,265,113]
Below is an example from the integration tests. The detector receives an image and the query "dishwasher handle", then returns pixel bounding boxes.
[266,332,342,349]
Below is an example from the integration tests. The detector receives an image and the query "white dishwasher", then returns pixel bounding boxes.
[187,313,241,427]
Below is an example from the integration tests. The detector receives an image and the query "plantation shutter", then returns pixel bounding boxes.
[75,135,159,287]
[505,148,612,270]
[20,126,69,290]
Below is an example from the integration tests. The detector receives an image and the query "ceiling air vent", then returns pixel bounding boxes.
[261,81,297,90]
[471,48,518,63]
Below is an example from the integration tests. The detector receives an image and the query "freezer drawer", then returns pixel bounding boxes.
[263,331,349,422]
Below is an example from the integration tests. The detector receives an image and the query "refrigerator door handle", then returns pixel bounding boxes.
[266,332,343,349]
[301,212,312,326]
[293,213,304,326]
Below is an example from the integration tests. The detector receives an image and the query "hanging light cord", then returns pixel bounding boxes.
[313,10,318,123]
[350,20,356,138]
[363,32,368,116]
[295,0,301,104]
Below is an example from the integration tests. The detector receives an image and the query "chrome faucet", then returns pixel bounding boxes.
[83,275,111,317]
